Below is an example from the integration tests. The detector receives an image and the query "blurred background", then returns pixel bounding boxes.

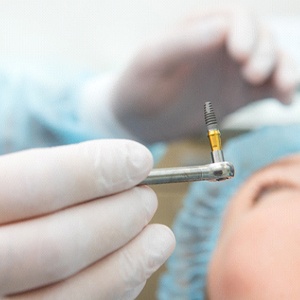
[0,0,300,70]
[0,0,299,298]
[0,0,299,128]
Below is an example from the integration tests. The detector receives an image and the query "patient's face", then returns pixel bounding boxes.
[207,154,300,299]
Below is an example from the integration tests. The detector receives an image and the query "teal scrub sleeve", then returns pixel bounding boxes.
[158,124,300,300]
[0,62,165,160]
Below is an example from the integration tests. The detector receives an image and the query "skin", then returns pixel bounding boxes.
[207,154,300,299]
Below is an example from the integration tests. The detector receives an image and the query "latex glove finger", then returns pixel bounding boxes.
[273,52,299,104]
[248,52,299,104]
[0,139,153,224]
[227,7,258,62]
[242,27,277,85]
[227,9,297,96]
[0,186,158,295]
[142,15,227,71]
[6,224,175,300]
[163,16,228,62]
[156,6,259,64]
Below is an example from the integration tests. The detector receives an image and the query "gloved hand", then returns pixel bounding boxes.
[0,140,175,299]
[104,7,297,143]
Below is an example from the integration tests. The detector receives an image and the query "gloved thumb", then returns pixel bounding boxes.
[0,139,154,223]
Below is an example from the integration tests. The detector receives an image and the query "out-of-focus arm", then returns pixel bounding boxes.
[0,61,165,160]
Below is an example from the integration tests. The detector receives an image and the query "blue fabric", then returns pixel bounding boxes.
[0,61,96,153]
[158,124,300,300]
[0,61,165,160]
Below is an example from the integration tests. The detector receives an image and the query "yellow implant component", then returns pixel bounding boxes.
[208,129,222,151]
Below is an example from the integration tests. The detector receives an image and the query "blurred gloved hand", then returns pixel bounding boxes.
[0,140,175,299]
[103,7,297,143]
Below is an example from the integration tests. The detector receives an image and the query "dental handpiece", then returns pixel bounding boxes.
[140,101,235,185]
[140,161,234,185]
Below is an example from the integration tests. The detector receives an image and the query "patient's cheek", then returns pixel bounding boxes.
[207,194,300,300]
[207,219,263,299]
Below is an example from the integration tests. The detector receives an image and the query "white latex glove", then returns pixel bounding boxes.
[0,140,175,299]
[100,7,297,143]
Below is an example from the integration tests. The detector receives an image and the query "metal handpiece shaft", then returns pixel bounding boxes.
[140,161,234,185]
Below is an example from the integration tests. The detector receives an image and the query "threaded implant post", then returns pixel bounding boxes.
[204,101,218,130]
[204,101,224,163]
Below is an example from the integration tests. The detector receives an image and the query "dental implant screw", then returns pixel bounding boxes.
[204,102,224,163]
[204,101,218,130]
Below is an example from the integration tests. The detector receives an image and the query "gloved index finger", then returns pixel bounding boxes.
[226,7,258,62]
[0,139,153,224]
